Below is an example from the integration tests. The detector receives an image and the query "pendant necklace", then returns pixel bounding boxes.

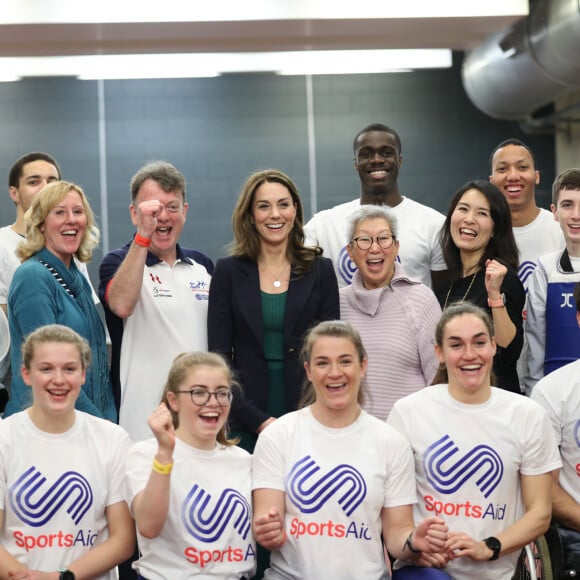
[261,262,288,288]
[443,269,479,309]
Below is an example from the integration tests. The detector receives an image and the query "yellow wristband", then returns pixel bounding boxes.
[152,457,173,475]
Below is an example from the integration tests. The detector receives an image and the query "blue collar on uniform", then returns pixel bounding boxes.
[142,241,190,267]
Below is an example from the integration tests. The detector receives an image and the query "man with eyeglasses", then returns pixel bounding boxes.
[99,161,213,443]
[305,123,447,289]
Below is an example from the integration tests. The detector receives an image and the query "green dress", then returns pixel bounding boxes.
[261,290,287,418]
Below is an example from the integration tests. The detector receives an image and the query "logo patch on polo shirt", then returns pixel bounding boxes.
[189,280,209,300]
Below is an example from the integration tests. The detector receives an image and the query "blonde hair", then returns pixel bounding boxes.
[22,324,91,371]
[17,181,100,263]
[161,351,239,446]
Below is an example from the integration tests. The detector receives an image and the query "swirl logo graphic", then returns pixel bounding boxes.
[423,435,503,498]
[181,484,251,542]
[9,467,93,527]
[337,247,357,285]
[518,261,537,291]
[285,455,367,516]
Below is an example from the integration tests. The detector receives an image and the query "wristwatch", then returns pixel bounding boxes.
[487,293,506,308]
[59,570,75,580]
[483,536,502,560]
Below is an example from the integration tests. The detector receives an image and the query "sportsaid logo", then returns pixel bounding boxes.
[518,260,537,292]
[286,455,371,542]
[181,484,255,569]
[422,435,506,520]
[10,467,96,552]
[337,247,357,285]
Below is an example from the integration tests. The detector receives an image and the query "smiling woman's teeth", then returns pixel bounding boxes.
[200,411,219,419]
[327,383,345,389]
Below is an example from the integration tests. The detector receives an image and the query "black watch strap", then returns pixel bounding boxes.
[483,536,501,561]
[59,570,75,580]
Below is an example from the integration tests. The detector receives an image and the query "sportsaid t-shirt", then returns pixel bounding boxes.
[253,407,416,580]
[388,385,561,580]
[125,437,255,580]
[0,411,130,579]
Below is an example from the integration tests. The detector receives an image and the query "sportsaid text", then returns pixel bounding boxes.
[424,495,506,520]
[290,518,372,540]
[14,529,97,552]
[184,544,255,568]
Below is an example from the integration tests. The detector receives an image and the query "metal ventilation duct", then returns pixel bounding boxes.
[462,0,580,121]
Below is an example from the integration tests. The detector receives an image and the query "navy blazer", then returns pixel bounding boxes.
[208,255,339,432]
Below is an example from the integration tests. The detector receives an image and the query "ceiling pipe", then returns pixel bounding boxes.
[461,0,580,122]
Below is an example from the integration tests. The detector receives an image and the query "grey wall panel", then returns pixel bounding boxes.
[0,54,555,288]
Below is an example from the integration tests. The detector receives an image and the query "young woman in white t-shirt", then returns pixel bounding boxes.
[125,352,255,580]
[252,320,449,579]
[388,303,560,579]
[0,324,134,580]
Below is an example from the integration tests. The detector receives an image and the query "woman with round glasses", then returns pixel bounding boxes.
[340,205,441,420]
[125,351,256,579]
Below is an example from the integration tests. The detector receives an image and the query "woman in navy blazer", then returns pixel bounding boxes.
[208,169,339,452]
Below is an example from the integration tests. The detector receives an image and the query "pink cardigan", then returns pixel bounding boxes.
[340,262,441,421]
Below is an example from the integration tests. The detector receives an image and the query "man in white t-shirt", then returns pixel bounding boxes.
[304,123,447,289]
[489,138,564,292]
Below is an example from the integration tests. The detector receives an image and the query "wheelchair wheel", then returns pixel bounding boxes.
[513,535,554,580]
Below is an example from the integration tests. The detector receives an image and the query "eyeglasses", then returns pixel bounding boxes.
[160,202,183,214]
[351,235,395,250]
[176,388,233,406]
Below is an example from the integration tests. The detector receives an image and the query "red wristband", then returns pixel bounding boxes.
[134,233,151,248]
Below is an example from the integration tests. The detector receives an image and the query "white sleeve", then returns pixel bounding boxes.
[76,260,100,305]
[107,427,132,506]
[304,214,319,248]
[382,427,417,508]
[124,441,155,513]
[530,382,563,447]
[252,422,287,492]
[428,214,446,272]
[519,403,562,475]
[523,260,548,393]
